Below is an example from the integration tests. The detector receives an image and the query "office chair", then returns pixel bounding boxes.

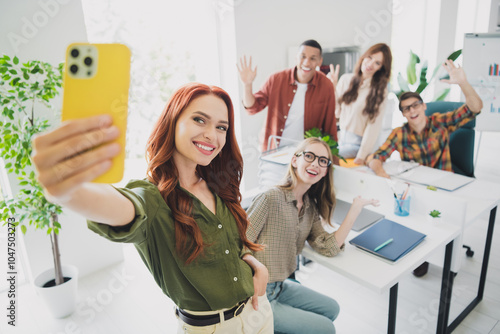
[425,101,476,177]
[425,101,475,257]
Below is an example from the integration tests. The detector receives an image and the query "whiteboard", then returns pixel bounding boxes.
[463,33,500,132]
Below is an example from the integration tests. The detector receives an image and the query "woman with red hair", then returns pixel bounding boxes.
[32,83,273,333]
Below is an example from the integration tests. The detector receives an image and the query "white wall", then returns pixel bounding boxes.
[390,0,448,100]
[489,0,500,33]
[233,0,394,190]
[0,0,123,282]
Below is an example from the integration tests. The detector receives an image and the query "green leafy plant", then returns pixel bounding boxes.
[395,49,462,101]
[304,127,346,163]
[0,54,65,285]
[429,210,442,218]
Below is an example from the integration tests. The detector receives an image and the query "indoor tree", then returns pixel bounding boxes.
[0,54,66,285]
[395,49,462,100]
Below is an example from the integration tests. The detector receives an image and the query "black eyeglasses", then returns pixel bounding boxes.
[401,100,423,113]
[296,151,332,167]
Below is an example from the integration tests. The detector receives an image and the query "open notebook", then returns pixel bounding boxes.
[383,161,474,191]
[383,160,420,176]
[395,165,474,191]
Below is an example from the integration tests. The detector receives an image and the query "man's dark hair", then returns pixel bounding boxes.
[399,91,423,111]
[300,40,322,56]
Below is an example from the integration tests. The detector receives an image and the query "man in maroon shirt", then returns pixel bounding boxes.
[238,40,337,163]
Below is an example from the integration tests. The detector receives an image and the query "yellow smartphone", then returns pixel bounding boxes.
[61,43,131,183]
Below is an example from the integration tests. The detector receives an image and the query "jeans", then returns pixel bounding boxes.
[338,130,362,159]
[266,280,339,334]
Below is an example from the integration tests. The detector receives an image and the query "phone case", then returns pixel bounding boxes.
[61,43,131,183]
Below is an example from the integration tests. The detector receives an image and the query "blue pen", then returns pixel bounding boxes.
[374,238,393,252]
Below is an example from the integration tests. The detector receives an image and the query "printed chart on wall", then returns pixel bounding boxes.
[463,33,500,132]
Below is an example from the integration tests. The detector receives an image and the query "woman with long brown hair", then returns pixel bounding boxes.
[32,83,273,333]
[328,43,392,165]
[246,137,378,334]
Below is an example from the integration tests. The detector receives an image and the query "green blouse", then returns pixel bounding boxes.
[87,179,254,311]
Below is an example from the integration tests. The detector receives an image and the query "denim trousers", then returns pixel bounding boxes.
[266,280,339,334]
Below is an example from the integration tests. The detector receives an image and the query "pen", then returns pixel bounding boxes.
[374,238,393,252]
[386,180,404,212]
[385,179,399,200]
[401,183,410,200]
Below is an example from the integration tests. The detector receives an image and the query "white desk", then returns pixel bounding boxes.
[302,218,459,334]
[301,167,461,334]
[302,204,460,294]
[337,165,499,333]
[391,167,500,333]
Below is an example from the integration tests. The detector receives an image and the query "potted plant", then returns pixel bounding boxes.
[304,127,346,163]
[0,54,78,318]
[395,49,462,100]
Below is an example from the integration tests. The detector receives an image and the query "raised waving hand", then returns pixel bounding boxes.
[237,55,257,85]
[440,59,467,85]
[326,64,340,87]
[441,59,483,112]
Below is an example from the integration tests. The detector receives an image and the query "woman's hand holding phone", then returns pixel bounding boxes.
[32,114,121,203]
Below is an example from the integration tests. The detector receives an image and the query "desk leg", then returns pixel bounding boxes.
[436,240,454,334]
[478,206,496,300]
[388,284,398,334]
[448,206,497,332]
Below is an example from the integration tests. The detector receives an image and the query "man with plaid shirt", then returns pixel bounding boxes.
[366,59,483,178]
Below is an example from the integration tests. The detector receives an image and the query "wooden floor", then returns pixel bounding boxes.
[1,132,500,334]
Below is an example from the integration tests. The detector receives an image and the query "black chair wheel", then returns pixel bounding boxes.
[463,245,474,257]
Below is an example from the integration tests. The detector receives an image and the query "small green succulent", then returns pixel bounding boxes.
[429,210,442,218]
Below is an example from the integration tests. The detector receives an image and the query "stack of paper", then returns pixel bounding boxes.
[383,160,419,176]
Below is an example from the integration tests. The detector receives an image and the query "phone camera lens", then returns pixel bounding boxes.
[84,57,93,66]
[70,64,78,74]
[70,49,79,58]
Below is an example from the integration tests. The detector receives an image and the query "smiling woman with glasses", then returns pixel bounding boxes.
[246,137,379,334]
[296,151,332,167]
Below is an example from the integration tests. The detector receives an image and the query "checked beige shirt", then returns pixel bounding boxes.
[246,187,344,283]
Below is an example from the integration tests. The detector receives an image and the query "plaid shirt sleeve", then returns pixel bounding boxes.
[431,104,475,133]
[372,127,401,162]
[245,192,269,244]
[306,210,344,257]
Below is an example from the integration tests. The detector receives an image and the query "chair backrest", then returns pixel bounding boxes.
[425,101,475,177]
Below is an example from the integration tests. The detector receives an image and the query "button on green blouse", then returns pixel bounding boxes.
[87,179,254,311]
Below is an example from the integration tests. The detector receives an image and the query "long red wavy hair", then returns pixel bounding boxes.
[146,82,263,264]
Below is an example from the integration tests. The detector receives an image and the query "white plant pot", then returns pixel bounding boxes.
[34,264,78,318]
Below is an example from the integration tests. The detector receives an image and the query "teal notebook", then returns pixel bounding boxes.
[349,219,426,262]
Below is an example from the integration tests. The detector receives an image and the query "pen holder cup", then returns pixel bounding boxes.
[394,196,411,216]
